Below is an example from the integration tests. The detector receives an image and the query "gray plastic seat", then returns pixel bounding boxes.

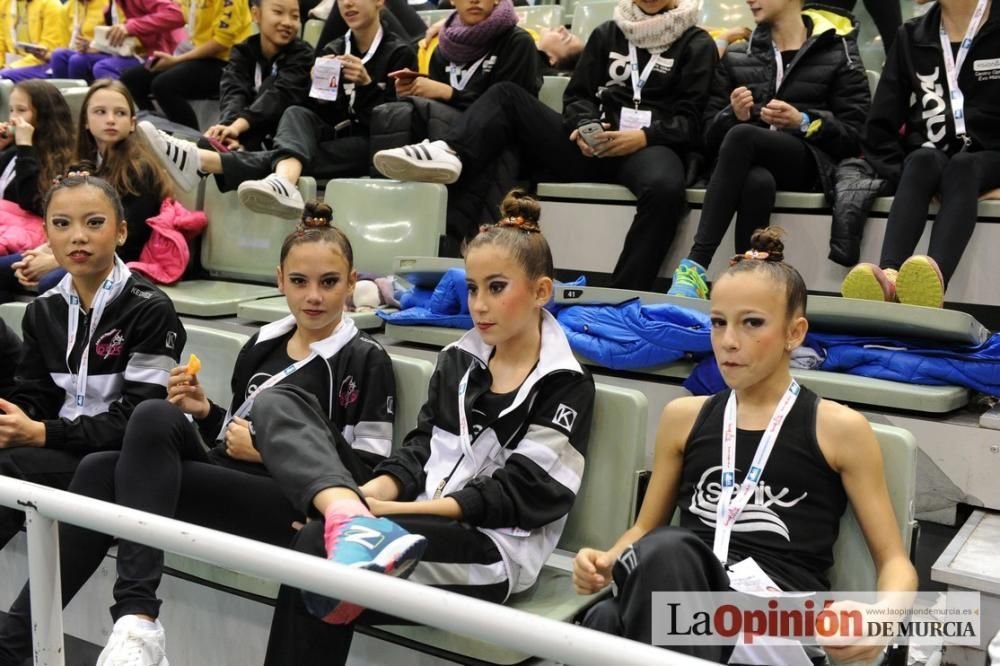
[539,75,570,114]
[0,301,27,338]
[159,177,318,316]
[60,86,90,122]
[570,0,616,41]
[302,18,324,47]
[324,179,447,276]
[384,323,468,348]
[179,324,250,407]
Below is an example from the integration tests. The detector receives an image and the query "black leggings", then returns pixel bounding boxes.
[0,385,370,665]
[217,106,370,190]
[881,148,1000,286]
[582,527,734,664]
[446,82,688,291]
[688,124,818,268]
[264,515,508,666]
[120,58,227,130]
[823,0,902,52]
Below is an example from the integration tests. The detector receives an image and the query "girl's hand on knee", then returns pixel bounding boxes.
[573,547,614,595]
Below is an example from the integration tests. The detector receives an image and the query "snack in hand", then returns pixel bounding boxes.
[187,353,202,376]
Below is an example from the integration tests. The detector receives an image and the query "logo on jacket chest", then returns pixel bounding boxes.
[974,57,1000,81]
[339,375,359,407]
[605,50,672,88]
[917,67,949,145]
[94,329,125,359]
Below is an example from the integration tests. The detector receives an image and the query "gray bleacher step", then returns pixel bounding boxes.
[384,323,468,347]
[979,403,1000,430]
[159,281,281,317]
[393,256,464,289]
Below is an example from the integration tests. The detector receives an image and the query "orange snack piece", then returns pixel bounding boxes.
[187,353,202,376]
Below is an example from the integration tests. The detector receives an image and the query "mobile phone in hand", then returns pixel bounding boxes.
[577,122,606,148]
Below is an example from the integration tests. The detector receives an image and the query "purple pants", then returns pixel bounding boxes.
[48,49,143,82]
[0,64,51,82]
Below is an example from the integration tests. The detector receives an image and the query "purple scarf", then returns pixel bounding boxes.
[437,0,518,64]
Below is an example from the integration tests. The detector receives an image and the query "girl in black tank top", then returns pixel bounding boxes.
[573,228,917,664]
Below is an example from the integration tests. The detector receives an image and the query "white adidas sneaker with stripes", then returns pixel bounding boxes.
[137,121,200,193]
[237,174,305,219]
[373,140,463,184]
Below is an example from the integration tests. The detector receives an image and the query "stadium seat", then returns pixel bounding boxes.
[324,179,447,276]
[417,8,451,25]
[0,80,11,122]
[60,86,90,122]
[47,79,89,89]
[161,352,436,597]
[570,0,616,41]
[303,18,324,48]
[374,382,648,664]
[539,75,570,114]
[393,255,463,289]
[537,183,830,209]
[0,301,27,338]
[158,177,318,317]
[179,324,250,407]
[420,5,563,28]
[866,69,880,95]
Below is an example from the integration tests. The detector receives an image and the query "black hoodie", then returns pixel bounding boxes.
[865,1,1000,188]
[562,19,717,152]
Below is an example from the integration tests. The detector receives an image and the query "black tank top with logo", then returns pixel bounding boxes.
[677,386,848,591]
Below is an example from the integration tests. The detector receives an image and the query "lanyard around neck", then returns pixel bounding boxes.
[65,260,124,413]
[939,0,989,142]
[712,380,800,563]
[448,53,487,91]
[344,25,382,65]
[627,42,660,108]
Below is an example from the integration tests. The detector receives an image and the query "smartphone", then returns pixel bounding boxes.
[388,68,427,81]
[577,122,606,148]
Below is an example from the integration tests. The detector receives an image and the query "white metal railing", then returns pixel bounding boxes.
[0,477,715,666]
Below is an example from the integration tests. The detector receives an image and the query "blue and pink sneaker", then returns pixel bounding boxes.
[302,514,427,625]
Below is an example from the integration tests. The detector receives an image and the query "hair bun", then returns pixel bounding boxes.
[498,189,541,226]
[730,226,786,265]
[301,200,333,229]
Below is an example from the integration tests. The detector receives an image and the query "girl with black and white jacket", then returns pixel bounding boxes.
[374,0,718,290]
[0,206,400,665]
[842,0,1000,309]
[264,194,595,666]
[666,0,870,300]
[0,173,183,559]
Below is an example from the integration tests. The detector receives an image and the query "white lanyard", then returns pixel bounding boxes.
[65,261,124,410]
[0,156,17,195]
[226,317,354,422]
[343,26,382,110]
[448,53,487,91]
[712,380,800,563]
[344,25,382,65]
[939,0,989,142]
[432,363,485,499]
[254,62,262,92]
[70,0,80,43]
[9,0,19,51]
[627,42,659,108]
[111,1,120,26]
[772,44,787,92]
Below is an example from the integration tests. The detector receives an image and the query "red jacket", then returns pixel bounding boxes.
[127,198,207,285]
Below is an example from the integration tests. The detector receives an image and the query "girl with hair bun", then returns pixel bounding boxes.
[574,227,917,663]
[263,190,595,666]
[0,201,406,666]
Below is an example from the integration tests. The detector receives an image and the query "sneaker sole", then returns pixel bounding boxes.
[896,257,944,308]
[137,123,199,193]
[841,265,891,302]
[373,152,460,185]
[238,188,304,220]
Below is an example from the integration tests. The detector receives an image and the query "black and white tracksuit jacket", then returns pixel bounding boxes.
[865,0,1000,187]
[375,310,595,596]
[6,260,184,452]
[196,314,396,471]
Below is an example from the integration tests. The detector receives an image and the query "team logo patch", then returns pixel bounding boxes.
[552,403,578,430]
[386,396,394,416]
[339,375,359,407]
[165,331,177,350]
[95,329,125,359]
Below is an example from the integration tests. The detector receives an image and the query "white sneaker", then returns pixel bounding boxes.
[237,173,305,219]
[373,140,463,184]
[96,615,170,666]
[137,121,200,192]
